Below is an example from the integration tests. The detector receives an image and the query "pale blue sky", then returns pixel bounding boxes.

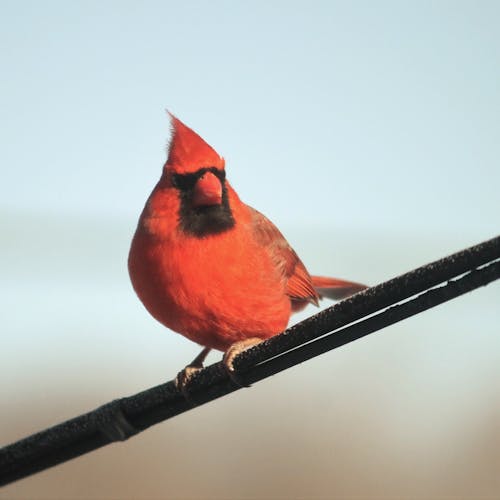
[1,2,499,498]
[1,1,499,236]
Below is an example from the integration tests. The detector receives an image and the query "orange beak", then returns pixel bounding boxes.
[192,171,223,208]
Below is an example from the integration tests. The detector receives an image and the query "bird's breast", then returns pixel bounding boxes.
[128,221,291,350]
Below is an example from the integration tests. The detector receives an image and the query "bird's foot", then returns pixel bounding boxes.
[175,365,203,406]
[175,347,211,405]
[175,364,203,391]
[223,337,262,387]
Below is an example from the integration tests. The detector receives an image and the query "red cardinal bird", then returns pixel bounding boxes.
[128,115,366,386]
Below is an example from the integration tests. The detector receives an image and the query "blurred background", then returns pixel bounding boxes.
[1,1,499,498]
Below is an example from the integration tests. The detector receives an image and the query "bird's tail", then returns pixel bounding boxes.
[311,275,368,301]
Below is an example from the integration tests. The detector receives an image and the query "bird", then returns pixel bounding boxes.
[128,114,366,389]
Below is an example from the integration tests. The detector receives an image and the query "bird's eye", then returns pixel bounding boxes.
[210,167,226,182]
[171,173,197,191]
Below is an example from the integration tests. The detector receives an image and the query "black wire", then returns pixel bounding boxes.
[245,259,500,384]
[1,235,499,487]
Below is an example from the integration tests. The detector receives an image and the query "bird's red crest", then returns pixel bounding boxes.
[165,114,225,174]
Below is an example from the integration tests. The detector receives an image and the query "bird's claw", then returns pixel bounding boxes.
[175,365,203,406]
[175,364,202,390]
[175,347,211,405]
[222,337,262,388]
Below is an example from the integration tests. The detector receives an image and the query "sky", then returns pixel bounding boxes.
[1,1,499,498]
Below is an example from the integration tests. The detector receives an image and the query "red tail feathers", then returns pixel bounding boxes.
[311,276,367,301]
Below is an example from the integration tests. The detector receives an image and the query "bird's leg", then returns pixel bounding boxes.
[223,337,263,387]
[175,347,211,396]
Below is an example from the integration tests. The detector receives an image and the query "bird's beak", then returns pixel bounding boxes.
[192,171,223,208]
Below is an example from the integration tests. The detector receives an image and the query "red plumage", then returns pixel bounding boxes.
[128,115,366,355]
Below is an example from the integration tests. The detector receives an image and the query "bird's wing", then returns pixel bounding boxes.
[249,207,319,306]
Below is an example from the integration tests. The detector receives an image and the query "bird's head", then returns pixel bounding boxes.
[159,113,235,237]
